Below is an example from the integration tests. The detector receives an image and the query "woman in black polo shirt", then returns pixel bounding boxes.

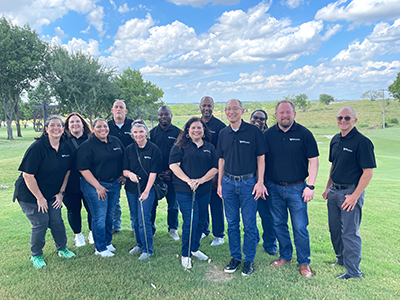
[15,116,76,269]
[169,117,218,269]
[77,118,124,258]
[123,120,162,260]
[64,112,93,247]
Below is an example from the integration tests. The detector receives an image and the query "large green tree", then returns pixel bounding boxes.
[38,46,117,124]
[284,94,311,112]
[319,94,334,105]
[361,90,383,101]
[0,17,47,139]
[113,68,164,124]
[388,72,400,101]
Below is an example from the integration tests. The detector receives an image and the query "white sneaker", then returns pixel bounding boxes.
[169,229,180,241]
[88,232,94,244]
[107,244,116,252]
[95,249,114,257]
[129,246,142,254]
[181,257,192,269]
[191,250,208,260]
[210,237,224,246]
[200,233,207,240]
[138,252,152,260]
[74,233,86,247]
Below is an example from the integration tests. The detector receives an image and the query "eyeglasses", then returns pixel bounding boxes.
[114,99,125,102]
[133,120,145,125]
[252,116,266,121]
[336,116,353,121]
[225,106,241,111]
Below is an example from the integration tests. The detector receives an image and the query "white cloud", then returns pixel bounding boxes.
[368,19,400,42]
[54,26,68,39]
[63,37,100,56]
[321,24,342,41]
[109,0,117,10]
[167,0,240,8]
[281,0,304,9]
[118,3,131,14]
[86,6,105,36]
[315,0,400,23]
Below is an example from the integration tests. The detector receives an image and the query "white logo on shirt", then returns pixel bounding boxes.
[343,147,353,152]
[289,138,300,141]
[144,156,152,159]
[61,154,70,157]
[239,140,250,144]
[209,130,215,134]
[113,147,121,151]
[124,132,131,135]
[203,150,211,153]
[168,136,176,140]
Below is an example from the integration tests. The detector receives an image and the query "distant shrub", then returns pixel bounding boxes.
[358,123,368,128]
[388,118,399,125]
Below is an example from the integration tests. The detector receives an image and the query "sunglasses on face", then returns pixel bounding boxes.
[336,116,353,121]
[252,116,266,121]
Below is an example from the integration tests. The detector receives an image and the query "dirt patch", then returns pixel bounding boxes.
[204,264,233,283]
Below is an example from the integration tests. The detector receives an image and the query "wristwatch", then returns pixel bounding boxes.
[306,184,315,190]
[59,191,66,196]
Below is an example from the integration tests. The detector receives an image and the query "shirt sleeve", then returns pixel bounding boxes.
[76,142,92,171]
[150,145,163,174]
[18,142,43,175]
[123,145,132,171]
[305,130,319,158]
[169,144,183,165]
[210,144,218,168]
[255,127,267,156]
[357,137,376,169]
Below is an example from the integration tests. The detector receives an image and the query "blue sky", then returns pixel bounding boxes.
[2,0,400,103]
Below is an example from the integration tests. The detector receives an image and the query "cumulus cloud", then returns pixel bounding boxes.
[315,0,400,23]
[63,37,100,56]
[54,26,68,39]
[368,19,400,42]
[118,3,131,13]
[109,0,117,10]
[86,6,105,36]
[321,24,342,41]
[105,1,325,75]
[281,0,304,9]
[167,0,240,8]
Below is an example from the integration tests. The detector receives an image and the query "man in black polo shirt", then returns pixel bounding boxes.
[150,106,181,240]
[322,107,376,279]
[217,99,267,276]
[264,100,319,278]
[199,96,226,246]
[108,99,134,234]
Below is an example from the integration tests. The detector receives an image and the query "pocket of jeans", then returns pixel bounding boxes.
[222,176,231,184]
[293,183,306,192]
[243,176,256,187]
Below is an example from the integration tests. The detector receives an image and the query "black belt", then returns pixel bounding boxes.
[272,180,304,187]
[98,178,118,183]
[225,172,256,182]
[331,182,356,190]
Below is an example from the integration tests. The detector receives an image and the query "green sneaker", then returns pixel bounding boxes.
[31,255,46,269]
[58,248,76,259]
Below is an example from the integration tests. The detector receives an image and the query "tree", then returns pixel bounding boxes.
[285,93,311,112]
[113,68,164,123]
[0,17,47,139]
[319,94,334,105]
[361,90,382,101]
[39,46,118,124]
[388,72,400,101]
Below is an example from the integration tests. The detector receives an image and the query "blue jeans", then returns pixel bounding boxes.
[18,199,67,257]
[257,195,278,253]
[222,176,258,262]
[176,191,211,257]
[151,179,179,234]
[112,199,122,231]
[81,177,121,252]
[126,188,155,254]
[267,180,310,265]
[203,189,225,238]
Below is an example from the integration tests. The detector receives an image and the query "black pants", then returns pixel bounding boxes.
[63,191,92,234]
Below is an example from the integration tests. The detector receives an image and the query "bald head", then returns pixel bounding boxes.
[200,96,214,120]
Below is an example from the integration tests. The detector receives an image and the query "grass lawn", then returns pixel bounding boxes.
[0,100,399,299]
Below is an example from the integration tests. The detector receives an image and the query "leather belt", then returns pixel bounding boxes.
[225,172,256,182]
[98,178,118,183]
[331,182,356,190]
[272,180,304,187]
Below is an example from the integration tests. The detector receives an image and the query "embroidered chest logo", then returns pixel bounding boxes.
[124,132,131,135]
[289,138,300,141]
[343,147,353,152]
[239,140,250,144]
[203,150,211,154]
[168,136,176,140]
[113,147,121,151]
[209,130,216,134]
[61,154,70,157]
[144,156,152,159]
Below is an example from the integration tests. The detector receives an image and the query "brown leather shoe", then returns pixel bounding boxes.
[300,264,312,278]
[270,258,292,267]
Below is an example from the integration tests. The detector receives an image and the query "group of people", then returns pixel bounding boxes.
[14,97,376,280]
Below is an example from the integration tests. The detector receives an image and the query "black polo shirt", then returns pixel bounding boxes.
[108,117,134,148]
[204,115,226,149]
[217,120,266,176]
[169,141,218,195]
[66,133,89,194]
[17,136,72,204]
[264,121,319,184]
[329,127,376,184]
[150,124,181,171]
[76,135,124,182]
[123,141,162,194]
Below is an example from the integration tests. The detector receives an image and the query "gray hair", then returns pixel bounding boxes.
[131,119,149,133]
[225,99,243,109]
[275,100,296,113]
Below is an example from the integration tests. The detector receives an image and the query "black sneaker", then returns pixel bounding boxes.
[224,258,241,273]
[242,261,254,276]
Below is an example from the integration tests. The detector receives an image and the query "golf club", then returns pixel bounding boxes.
[137,177,151,268]
[185,190,196,270]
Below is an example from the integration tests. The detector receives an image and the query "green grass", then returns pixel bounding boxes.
[1,100,400,299]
